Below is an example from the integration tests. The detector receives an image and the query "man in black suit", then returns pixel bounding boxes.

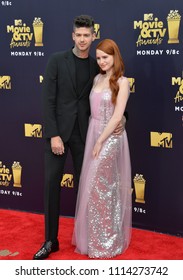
[33,15,99,260]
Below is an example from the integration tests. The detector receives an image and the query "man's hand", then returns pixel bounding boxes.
[51,136,65,155]
[113,115,126,135]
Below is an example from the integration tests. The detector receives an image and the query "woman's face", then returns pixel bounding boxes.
[96,49,114,72]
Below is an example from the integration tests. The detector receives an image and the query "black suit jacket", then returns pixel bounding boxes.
[43,49,99,143]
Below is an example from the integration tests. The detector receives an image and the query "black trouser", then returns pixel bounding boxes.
[44,120,85,242]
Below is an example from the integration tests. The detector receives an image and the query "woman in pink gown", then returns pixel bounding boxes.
[72,39,132,258]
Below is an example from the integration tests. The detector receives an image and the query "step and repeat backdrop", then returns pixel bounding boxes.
[0,0,183,236]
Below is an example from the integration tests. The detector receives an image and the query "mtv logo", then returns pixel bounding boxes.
[94,23,100,39]
[14,19,22,26]
[24,124,42,138]
[144,14,153,21]
[150,132,173,148]
[128,78,135,93]
[0,76,11,89]
[61,174,74,188]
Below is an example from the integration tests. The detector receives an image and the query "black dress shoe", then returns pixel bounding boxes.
[33,240,59,260]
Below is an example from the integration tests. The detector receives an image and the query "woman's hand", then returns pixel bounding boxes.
[92,140,103,159]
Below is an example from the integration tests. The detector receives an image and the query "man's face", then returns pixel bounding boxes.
[72,27,95,52]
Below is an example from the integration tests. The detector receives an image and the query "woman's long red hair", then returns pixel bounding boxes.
[96,39,125,104]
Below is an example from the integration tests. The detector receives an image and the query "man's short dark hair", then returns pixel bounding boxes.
[73,15,95,33]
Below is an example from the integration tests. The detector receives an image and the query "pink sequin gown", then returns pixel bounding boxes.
[72,74,132,258]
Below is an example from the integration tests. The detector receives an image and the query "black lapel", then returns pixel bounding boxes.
[64,50,77,94]
[79,56,96,97]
